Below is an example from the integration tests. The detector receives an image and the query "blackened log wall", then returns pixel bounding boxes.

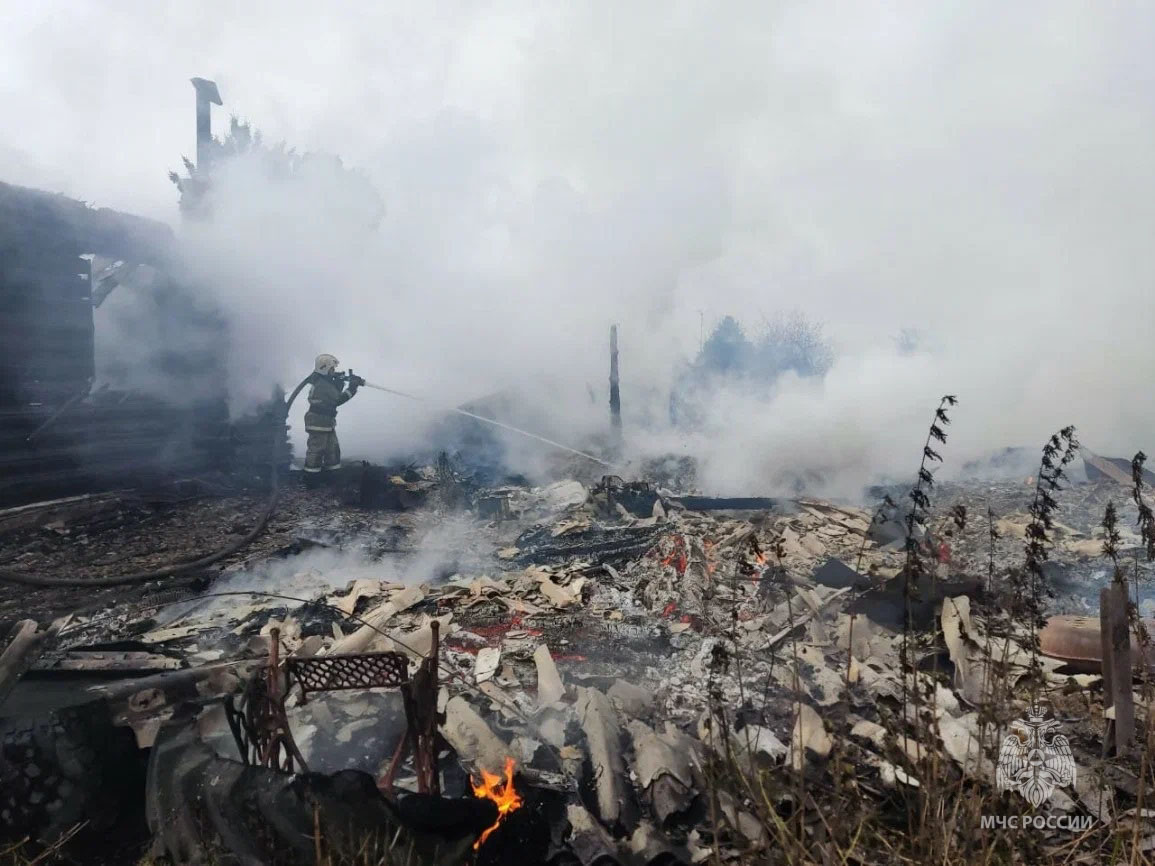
[0,181,252,506]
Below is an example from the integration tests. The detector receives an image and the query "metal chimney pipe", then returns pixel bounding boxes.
[190,77,222,171]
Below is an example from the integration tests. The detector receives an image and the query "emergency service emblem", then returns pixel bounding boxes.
[996,704,1076,808]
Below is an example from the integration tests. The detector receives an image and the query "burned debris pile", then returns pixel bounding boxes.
[1,450,1154,864]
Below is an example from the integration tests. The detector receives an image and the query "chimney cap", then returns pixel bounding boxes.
[190,77,222,105]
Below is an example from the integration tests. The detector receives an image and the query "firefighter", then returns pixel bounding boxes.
[303,354,362,482]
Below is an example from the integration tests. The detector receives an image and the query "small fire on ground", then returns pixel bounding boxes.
[472,757,522,849]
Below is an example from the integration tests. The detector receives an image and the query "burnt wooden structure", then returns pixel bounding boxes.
[0,180,173,410]
[0,181,283,507]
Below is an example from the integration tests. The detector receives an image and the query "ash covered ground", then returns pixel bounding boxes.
[2,452,1153,864]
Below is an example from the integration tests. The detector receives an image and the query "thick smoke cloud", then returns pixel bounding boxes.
[2,1,1154,497]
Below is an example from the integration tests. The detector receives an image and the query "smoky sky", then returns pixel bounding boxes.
[2,2,1154,496]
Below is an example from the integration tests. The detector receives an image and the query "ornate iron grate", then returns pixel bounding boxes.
[286,651,409,699]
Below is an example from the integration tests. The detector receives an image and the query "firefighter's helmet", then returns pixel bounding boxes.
[314,354,340,375]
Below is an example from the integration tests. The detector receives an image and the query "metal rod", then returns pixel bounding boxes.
[609,325,621,435]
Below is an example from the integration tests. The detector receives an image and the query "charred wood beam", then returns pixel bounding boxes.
[0,492,125,535]
[0,620,63,711]
[514,525,663,567]
[1101,583,1135,754]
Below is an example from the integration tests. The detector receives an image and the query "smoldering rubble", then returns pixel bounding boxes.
[1,451,1154,864]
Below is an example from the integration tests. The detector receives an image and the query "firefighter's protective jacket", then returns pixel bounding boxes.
[304,374,355,432]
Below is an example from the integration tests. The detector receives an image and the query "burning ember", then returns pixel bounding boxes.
[471,757,522,849]
[658,534,689,575]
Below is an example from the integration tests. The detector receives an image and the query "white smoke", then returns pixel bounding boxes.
[3,1,1155,496]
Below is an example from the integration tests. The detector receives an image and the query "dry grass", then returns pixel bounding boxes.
[702,418,1155,866]
[0,824,87,866]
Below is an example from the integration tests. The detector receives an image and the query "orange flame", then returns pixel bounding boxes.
[471,757,522,849]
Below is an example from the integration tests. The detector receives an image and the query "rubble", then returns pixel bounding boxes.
[1,462,1153,863]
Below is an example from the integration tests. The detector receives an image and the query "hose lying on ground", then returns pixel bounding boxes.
[0,376,313,588]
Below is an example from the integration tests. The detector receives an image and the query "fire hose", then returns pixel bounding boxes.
[0,373,614,588]
[357,380,614,468]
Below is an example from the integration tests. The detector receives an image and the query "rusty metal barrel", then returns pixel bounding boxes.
[1040,614,1155,673]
